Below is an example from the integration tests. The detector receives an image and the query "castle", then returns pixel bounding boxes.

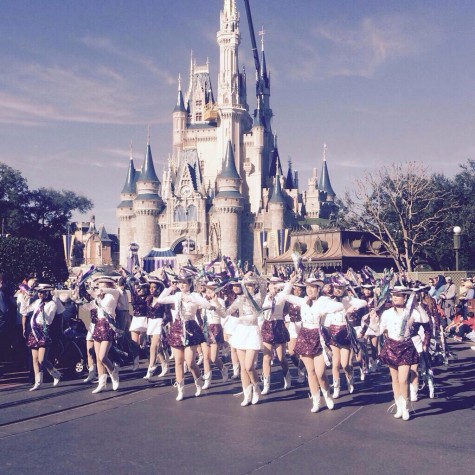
[117,0,338,269]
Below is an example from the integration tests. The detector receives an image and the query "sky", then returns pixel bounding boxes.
[1,0,473,234]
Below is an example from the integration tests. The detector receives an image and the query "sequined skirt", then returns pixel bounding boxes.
[261,319,290,345]
[27,330,51,349]
[92,319,116,343]
[327,324,351,348]
[205,323,224,345]
[379,337,419,367]
[294,327,323,357]
[167,319,205,348]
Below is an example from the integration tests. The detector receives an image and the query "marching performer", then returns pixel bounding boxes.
[324,280,367,398]
[285,282,306,383]
[200,281,229,389]
[260,277,291,394]
[156,272,223,401]
[283,277,342,412]
[143,278,170,380]
[379,286,430,421]
[22,283,62,391]
[80,277,120,394]
[129,282,150,370]
[226,273,263,407]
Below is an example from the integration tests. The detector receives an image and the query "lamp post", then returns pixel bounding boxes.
[453,226,461,271]
[262,241,268,275]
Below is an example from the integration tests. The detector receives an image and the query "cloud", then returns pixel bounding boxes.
[80,35,176,85]
[284,12,439,81]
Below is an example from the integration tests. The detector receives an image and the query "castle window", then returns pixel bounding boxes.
[174,205,186,222]
[196,113,202,121]
[195,100,202,107]
[187,204,197,220]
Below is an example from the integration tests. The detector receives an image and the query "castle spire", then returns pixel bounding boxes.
[269,169,286,204]
[121,144,137,194]
[138,133,160,184]
[174,74,186,112]
[219,140,241,180]
[318,143,336,198]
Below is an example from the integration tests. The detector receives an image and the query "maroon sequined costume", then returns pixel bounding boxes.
[206,323,224,344]
[261,319,290,345]
[293,327,323,357]
[379,338,419,367]
[92,319,116,342]
[327,324,351,348]
[167,319,205,348]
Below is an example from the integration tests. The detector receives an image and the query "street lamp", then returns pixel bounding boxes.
[453,226,461,271]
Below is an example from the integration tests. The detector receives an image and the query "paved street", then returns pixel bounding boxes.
[0,342,474,475]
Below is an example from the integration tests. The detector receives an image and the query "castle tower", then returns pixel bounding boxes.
[133,137,163,260]
[268,171,286,231]
[216,0,250,175]
[117,149,137,267]
[212,140,243,259]
[172,75,187,159]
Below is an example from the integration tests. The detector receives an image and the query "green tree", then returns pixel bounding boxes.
[0,236,68,286]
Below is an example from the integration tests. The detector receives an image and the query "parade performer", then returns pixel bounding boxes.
[143,278,170,380]
[129,281,150,370]
[222,283,241,379]
[260,277,291,394]
[156,272,223,401]
[285,281,306,383]
[379,287,430,421]
[200,281,229,389]
[283,277,341,412]
[324,279,367,398]
[226,273,263,406]
[22,283,62,391]
[80,277,120,394]
[358,284,381,374]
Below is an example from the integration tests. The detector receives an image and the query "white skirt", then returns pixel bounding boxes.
[147,318,163,336]
[223,315,239,336]
[229,323,262,351]
[129,316,147,333]
[288,321,302,339]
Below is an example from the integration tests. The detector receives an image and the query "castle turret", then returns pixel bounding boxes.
[133,137,163,259]
[212,140,243,259]
[117,149,137,266]
[268,170,286,232]
[172,75,187,158]
[318,145,336,202]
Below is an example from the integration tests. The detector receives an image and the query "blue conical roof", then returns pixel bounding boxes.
[318,158,336,197]
[137,144,160,184]
[269,174,286,204]
[218,141,240,180]
[121,157,137,194]
[174,88,186,113]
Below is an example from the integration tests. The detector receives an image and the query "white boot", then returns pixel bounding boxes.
[346,374,354,394]
[401,397,410,421]
[202,371,212,390]
[310,392,321,413]
[283,371,292,390]
[332,381,340,399]
[261,376,271,395]
[109,364,120,391]
[29,372,43,391]
[428,378,435,399]
[92,374,107,394]
[231,363,240,379]
[83,364,97,383]
[241,385,253,407]
[410,383,418,402]
[221,366,229,382]
[252,384,261,405]
[321,387,334,410]
[393,397,403,419]
[50,368,62,387]
[143,365,156,380]
[158,362,169,378]
[196,353,204,366]
[194,377,204,397]
[174,380,184,401]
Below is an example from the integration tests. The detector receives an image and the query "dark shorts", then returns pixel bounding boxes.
[294,327,323,357]
[92,319,116,343]
[379,338,419,367]
[327,324,351,348]
[167,320,205,348]
[261,320,290,345]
